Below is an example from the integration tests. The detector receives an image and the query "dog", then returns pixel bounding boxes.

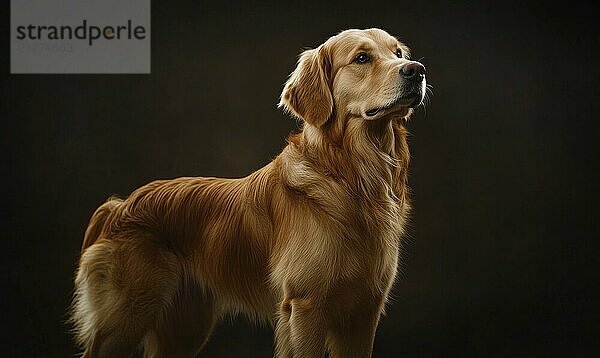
[71,28,426,357]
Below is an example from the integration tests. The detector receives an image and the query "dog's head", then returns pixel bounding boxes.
[280,28,426,127]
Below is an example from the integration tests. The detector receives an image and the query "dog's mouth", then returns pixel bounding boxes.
[365,96,422,117]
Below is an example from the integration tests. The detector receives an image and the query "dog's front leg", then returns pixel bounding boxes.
[326,299,385,358]
[274,298,293,358]
[275,297,327,357]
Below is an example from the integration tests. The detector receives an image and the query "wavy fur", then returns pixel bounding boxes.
[71,28,425,358]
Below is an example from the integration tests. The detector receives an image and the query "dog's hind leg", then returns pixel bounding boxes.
[142,277,217,358]
[71,236,182,358]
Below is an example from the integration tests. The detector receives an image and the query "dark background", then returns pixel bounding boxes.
[2,1,599,357]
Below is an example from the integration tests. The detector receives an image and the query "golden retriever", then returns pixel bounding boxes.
[71,28,426,358]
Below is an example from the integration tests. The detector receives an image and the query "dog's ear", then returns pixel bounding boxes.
[279,45,333,127]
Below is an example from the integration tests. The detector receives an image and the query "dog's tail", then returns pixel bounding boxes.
[82,196,123,252]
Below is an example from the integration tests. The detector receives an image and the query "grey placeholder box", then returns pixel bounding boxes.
[11,0,151,74]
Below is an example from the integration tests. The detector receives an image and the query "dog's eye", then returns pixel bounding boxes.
[395,49,403,58]
[355,53,370,64]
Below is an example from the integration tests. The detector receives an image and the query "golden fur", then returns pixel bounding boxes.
[71,28,426,357]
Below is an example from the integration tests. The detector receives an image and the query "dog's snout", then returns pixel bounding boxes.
[400,62,426,80]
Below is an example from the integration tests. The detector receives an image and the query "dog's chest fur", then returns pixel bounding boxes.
[275,121,410,299]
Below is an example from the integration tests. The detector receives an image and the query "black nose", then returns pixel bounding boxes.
[401,62,426,79]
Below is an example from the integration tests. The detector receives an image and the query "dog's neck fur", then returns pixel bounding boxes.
[278,113,411,236]
[298,115,408,198]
